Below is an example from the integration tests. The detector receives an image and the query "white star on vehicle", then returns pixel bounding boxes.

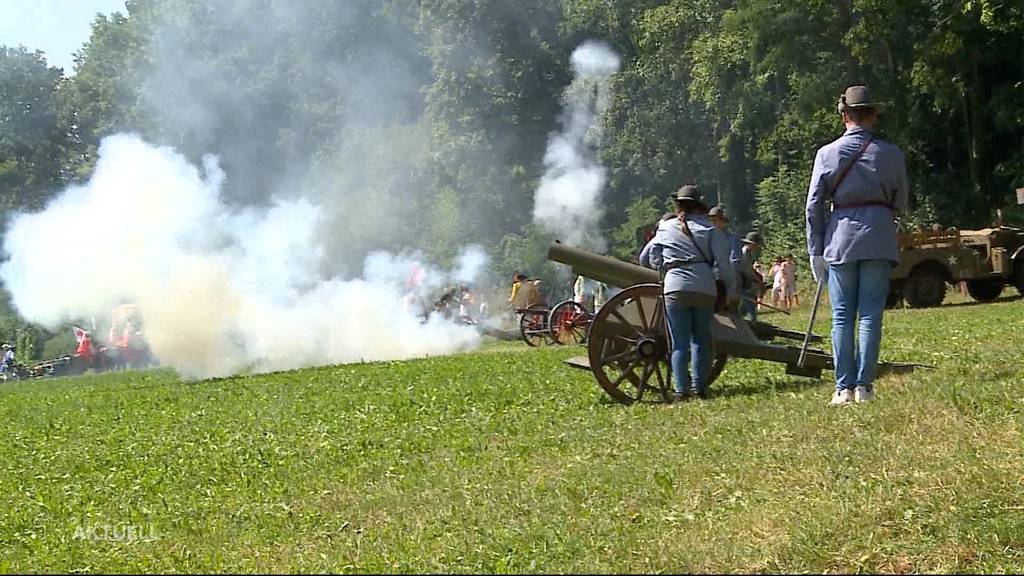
[948,255,958,265]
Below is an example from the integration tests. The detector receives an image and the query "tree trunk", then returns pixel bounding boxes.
[960,44,988,226]
[833,0,861,84]
[967,45,989,222]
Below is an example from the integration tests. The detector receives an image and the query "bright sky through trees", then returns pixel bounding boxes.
[0,0,128,73]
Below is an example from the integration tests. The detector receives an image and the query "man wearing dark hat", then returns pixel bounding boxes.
[710,205,746,313]
[709,206,742,270]
[737,230,764,321]
[806,85,909,406]
[640,185,737,400]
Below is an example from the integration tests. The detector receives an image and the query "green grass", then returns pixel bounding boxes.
[2,291,1024,573]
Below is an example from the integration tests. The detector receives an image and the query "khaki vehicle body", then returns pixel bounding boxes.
[889,226,1024,307]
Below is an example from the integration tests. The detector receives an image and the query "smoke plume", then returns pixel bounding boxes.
[532,41,621,250]
[0,134,484,379]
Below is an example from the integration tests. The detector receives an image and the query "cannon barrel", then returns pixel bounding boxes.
[547,242,658,288]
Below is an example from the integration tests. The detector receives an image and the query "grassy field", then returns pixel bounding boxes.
[2,290,1024,573]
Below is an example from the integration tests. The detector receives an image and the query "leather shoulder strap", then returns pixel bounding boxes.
[829,135,874,197]
[678,216,714,265]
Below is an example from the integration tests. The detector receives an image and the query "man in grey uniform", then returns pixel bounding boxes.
[806,85,909,405]
[738,231,764,322]
[709,205,742,285]
[640,185,737,400]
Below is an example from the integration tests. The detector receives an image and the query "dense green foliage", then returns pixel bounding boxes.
[1,294,1023,571]
[0,47,72,212]
[0,0,1022,356]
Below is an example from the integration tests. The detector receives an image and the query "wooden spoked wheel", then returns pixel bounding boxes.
[548,300,592,346]
[586,284,674,405]
[587,284,731,405]
[519,304,551,347]
[706,331,728,390]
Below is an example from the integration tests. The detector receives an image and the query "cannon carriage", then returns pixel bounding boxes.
[517,303,553,346]
[548,242,918,405]
[516,300,593,347]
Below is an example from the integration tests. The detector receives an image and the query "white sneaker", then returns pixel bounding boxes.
[830,389,854,405]
[854,386,875,403]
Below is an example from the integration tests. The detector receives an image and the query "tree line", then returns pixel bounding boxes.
[1,0,1022,358]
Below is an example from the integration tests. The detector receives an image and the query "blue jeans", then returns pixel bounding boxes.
[828,259,890,391]
[665,302,713,395]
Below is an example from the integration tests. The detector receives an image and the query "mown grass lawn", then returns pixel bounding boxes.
[2,291,1023,573]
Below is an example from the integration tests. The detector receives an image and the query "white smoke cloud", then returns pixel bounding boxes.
[532,41,621,250]
[0,134,486,379]
[453,245,488,285]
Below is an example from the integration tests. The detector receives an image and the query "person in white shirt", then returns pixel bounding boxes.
[770,257,785,308]
[0,344,14,374]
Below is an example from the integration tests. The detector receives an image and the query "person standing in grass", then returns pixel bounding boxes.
[573,274,586,307]
[806,85,909,406]
[0,343,14,376]
[640,185,737,401]
[779,255,795,311]
[769,256,784,309]
[738,231,764,322]
[709,205,743,299]
[508,273,526,310]
[593,281,606,310]
[785,254,801,307]
[752,261,767,311]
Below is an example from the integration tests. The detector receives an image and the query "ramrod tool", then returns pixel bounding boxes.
[797,276,827,368]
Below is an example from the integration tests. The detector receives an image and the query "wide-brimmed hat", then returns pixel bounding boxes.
[670,185,708,210]
[708,205,728,221]
[742,231,763,245]
[837,85,886,114]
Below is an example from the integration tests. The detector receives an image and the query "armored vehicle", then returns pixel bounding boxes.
[888,226,1024,308]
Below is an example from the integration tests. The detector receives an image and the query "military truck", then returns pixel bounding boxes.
[888,226,1024,308]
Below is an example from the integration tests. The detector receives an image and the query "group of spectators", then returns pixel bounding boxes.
[764,255,801,312]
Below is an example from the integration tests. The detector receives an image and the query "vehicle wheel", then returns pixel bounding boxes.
[586,284,672,404]
[518,304,550,347]
[965,279,1004,302]
[885,281,904,309]
[904,267,946,308]
[706,335,729,390]
[1014,260,1024,296]
[548,300,591,346]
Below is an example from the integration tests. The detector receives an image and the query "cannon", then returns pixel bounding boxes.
[547,242,923,405]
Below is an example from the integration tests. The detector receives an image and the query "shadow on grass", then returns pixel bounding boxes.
[893,293,1021,311]
[710,374,826,400]
[586,375,826,407]
[938,294,1022,309]
[593,392,673,408]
